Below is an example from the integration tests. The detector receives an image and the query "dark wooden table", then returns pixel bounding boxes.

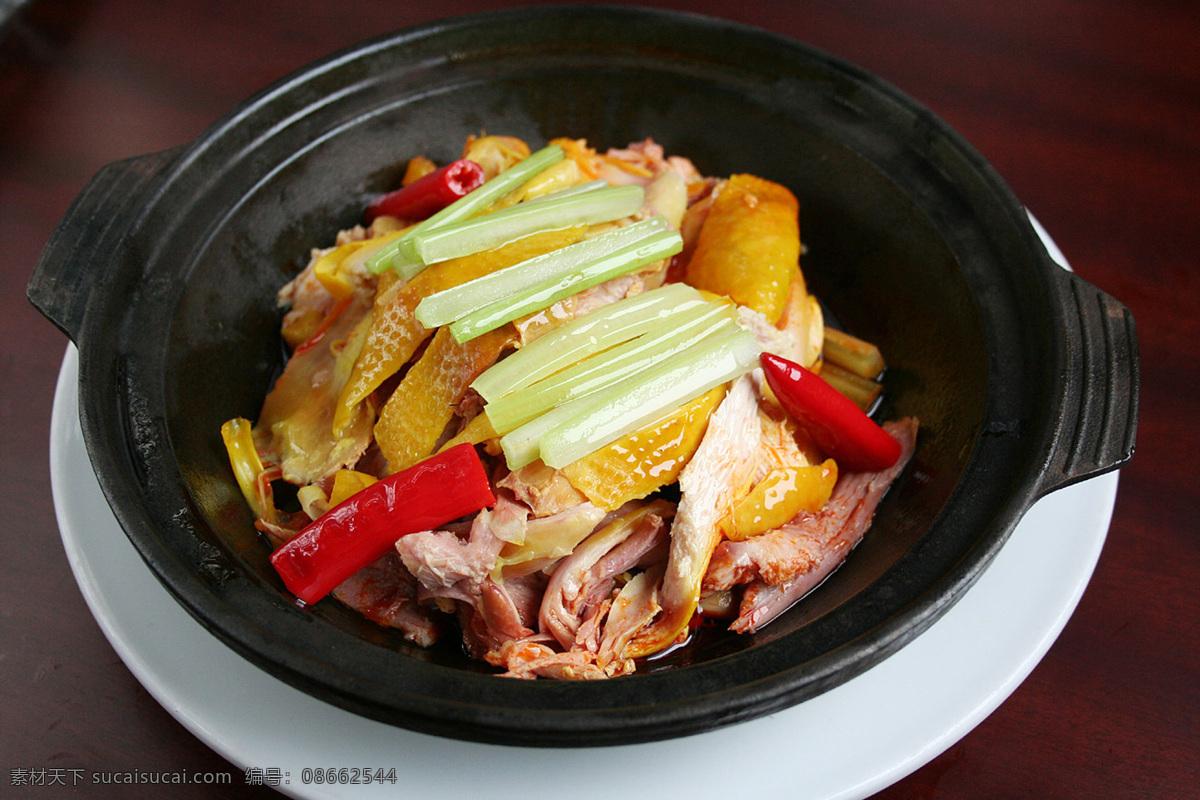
[3,1,1196,797]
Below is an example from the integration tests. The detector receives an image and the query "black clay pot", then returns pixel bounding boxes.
[28,6,1137,747]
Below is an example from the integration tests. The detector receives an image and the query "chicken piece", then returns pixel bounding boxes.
[561,387,724,511]
[570,268,662,317]
[643,170,688,230]
[775,269,824,368]
[447,571,546,660]
[756,392,824,472]
[721,460,838,542]
[489,159,587,211]
[711,398,833,541]
[597,564,664,672]
[599,138,703,189]
[703,418,919,633]
[330,553,441,647]
[513,260,669,345]
[623,374,762,658]
[539,500,672,649]
[490,640,615,680]
[737,304,798,360]
[335,227,585,434]
[276,221,395,333]
[278,251,342,349]
[491,502,608,580]
[395,491,557,657]
[478,575,540,642]
[497,461,589,518]
[462,134,531,180]
[676,186,717,274]
[374,323,513,473]
[684,174,801,324]
[395,494,527,592]
[576,598,619,656]
[255,292,375,486]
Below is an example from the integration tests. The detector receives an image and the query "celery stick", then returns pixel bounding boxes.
[421,144,564,229]
[385,239,427,281]
[523,178,610,204]
[485,304,737,434]
[499,400,583,470]
[535,327,761,469]
[821,361,883,412]
[499,326,755,470]
[414,217,669,329]
[366,144,566,276]
[411,184,645,266]
[823,326,886,379]
[448,228,682,343]
[471,282,704,402]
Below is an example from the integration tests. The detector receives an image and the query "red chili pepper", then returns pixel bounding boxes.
[760,352,901,473]
[364,158,485,223]
[269,443,495,605]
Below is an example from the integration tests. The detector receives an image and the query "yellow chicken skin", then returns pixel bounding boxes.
[684,173,801,324]
[374,323,513,473]
[562,386,726,511]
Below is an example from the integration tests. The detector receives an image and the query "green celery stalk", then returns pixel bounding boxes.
[523,178,610,204]
[500,396,587,470]
[414,217,669,329]
[365,144,566,277]
[470,282,704,403]
[448,228,682,343]
[499,326,760,470]
[536,327,761,469]
[485,303,737,434]
[411,184,645,266]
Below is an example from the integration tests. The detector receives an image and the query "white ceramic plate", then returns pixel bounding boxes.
[49,342,1116,799]
[48,216,1117,799]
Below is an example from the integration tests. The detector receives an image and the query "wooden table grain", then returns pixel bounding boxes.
[2,1,1196,797]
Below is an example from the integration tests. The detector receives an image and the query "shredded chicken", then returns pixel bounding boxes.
[539,501,671,649]
[491,640,616,680]
[597,565,664,671]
